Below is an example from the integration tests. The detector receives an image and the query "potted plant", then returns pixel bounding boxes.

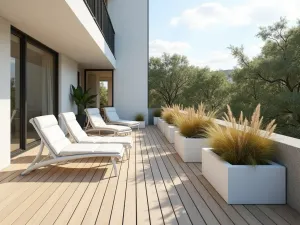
[161,105,181,143]
[135,113,145,129]
[161,106,174,137]
[70,85,97,127]
[153,109,161,125]
[173,104,215,162]
[203,104,286,204]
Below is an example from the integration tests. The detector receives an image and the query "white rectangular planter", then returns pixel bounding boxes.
[174,131,209,162]
[138,121,145,129]
[157,118,163,131]
[158,119,166,134]
[153,117,159,125]
[164,124,178,144]
[202,148,286,204]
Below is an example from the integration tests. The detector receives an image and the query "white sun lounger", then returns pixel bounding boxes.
[103,107,140,129]
[85,108,132,136]
[59,112,132,150]
[21,115,125,176]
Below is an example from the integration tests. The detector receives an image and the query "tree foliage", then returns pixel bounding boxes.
[149,18,300,138]
[149,53,230,112]
[99,82,108,107]
[229,17,300,137]
[149,53,192,106]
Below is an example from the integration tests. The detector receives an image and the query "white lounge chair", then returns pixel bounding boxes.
[21,115,125,176]
[103,107,140,129]
[59,112,132,150]
[85,108,132,136]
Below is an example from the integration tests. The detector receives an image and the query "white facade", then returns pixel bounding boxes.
[0,0,149,169]
[58,55,78,133]
[0,17,11,169]
[107,0,148,122]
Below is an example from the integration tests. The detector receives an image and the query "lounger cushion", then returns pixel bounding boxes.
[97,125,132,132]
[79,136,132,147]
[85,108,107,127]
[33,115,71,155]
[115,120,140,127]
[59,143,124,156]
[60,112,88,142]
[104,107,120,121]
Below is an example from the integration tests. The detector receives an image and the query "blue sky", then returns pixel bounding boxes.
[149,0,300,70]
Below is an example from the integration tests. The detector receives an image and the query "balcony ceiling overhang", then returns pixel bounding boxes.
[0,0,116,69]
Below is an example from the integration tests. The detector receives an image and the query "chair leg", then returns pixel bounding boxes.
[125,148,129,160]
[111,157,118,176]
[21,142,45,175]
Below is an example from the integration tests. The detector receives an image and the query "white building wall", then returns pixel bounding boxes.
[58,54,78,132]
[0,17,11,169]
[107,0,148,122]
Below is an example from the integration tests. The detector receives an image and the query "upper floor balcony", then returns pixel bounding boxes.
[84,0,115,56]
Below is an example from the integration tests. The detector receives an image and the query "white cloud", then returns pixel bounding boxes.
[149,39,191,56]
[171,0,300,29]
[190,51,237,70]
[190,44,263,70]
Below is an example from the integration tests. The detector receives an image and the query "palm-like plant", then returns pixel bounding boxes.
[70,85,97,115]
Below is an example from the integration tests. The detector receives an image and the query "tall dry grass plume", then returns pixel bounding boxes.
[161,104,183,125]
[206,104,277,165]
[173,103,216,138]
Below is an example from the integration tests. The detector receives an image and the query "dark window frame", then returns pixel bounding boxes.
[84,69,114,106]
[11,26,59,151]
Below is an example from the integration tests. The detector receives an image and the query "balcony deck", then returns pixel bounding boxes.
[0,126,300,225]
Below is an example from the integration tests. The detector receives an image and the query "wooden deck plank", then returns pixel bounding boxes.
[40,158,95,225]
[232,205,263,225]
[150,126,243,225]
[245,205,276,225]
[141,129,179,225]
[67,157,108,225]
[145,128,207,225]
[0,126,297,225]
[54,158,101,225]
[0,166,61,222]
[139,130,164,225]
[132,130,150,225]
[122,132,137,225]
[0,147,41,182]
[24,159,88,225]
[109,155,130,225]
[148,127,220,225]
[81,158,114,225]
[10,159,83,225]
[267,205,300,225]
[257,205,290,225]
[95,158,123,225]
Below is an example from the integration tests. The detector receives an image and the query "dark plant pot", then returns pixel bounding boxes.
[76,114,86,128]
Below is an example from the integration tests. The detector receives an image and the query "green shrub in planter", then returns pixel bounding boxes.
[135,113,144,121]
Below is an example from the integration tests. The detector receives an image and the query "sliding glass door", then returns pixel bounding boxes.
[26,43,55,145]
[10,34,21,152]
[11,27,58,152]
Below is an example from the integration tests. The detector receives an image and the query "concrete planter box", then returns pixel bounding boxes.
[138,121,145,129]
[202,148,286,204]
[153,117,159,125]
[158,119,166,134]
[157,118,162,131]
[164,124,178,144]
[174,131,209,162]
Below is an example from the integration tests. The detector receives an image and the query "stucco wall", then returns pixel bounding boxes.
[0,17,11,169]
[58,54,78,132]
[107,0,148,122]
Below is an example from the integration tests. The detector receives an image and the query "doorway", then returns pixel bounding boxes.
[10,27,58,153]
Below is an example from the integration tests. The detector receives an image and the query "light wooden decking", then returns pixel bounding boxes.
[0,126,300,225]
